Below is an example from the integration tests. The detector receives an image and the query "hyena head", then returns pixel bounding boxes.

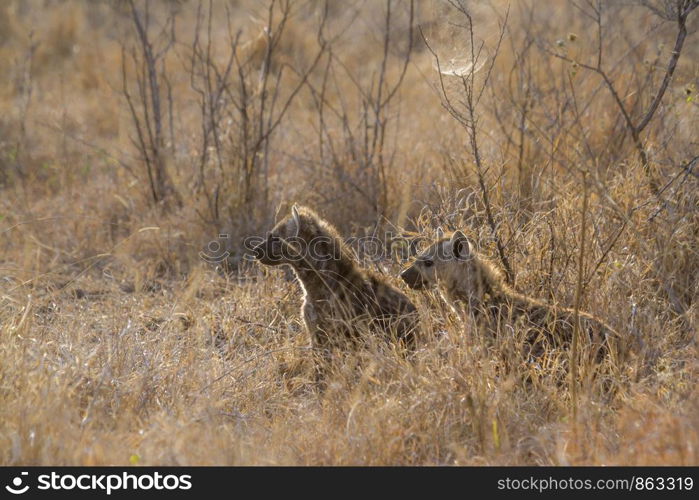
[251,204,340,268]
[400,229,474,291]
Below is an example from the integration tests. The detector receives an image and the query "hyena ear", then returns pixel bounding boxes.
[290,204,301,237]
[450,230,470,259]
[436,227,444,240]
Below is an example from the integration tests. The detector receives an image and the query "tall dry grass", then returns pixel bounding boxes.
[0,0,697,465]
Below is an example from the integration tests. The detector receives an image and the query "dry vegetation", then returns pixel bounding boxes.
[1,0,698,465]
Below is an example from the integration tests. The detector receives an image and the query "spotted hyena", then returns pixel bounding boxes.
[400,229,623,367]
[252,205,418,380]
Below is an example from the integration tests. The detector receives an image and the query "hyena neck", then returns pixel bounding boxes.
[284,214,366,304]
[448,258,534,316]
[289,256,366,304]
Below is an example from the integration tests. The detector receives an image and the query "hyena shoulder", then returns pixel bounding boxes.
[368,273,417,315]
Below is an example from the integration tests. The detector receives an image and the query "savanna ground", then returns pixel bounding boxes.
[0,0,697,465]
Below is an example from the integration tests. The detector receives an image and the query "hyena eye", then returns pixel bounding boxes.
[423,259,434,268]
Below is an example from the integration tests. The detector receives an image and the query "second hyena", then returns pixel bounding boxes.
[252,205,418,379]
[400,230,623,365]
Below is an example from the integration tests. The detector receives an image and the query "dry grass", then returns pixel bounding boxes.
[0,0,697,465]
